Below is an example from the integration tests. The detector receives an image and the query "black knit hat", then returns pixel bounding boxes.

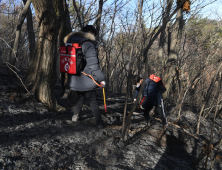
[82,25,97,36]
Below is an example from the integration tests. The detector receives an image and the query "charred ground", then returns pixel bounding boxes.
[0,66,221,170]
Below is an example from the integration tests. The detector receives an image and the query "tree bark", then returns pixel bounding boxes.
[158,0,173,68]
[94,0,103,41]
[30,0,59,107]
[56,0,72,93]
[163,7,183,100]
[57,1,72,47]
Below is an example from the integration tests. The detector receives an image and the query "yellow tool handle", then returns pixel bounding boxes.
[103,88,107,112]
[103,88,106,105]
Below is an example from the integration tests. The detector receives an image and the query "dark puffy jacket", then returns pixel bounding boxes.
[64,32,105,91]
[141,78,162,108]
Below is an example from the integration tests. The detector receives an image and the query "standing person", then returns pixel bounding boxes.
[64,25,106,129]
[137,75,168,127]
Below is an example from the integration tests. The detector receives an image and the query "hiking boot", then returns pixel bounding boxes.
[61,89,70,99]
[72,114,79,122]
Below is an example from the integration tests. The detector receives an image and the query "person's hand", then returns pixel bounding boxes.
[100,81,106,87]
[140,104,145,110]
[133,98,136,104]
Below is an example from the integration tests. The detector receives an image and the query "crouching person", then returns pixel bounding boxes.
[138,74,168,127]
[64,25,106,129]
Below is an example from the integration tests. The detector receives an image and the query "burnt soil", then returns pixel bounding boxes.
[0,67,222,170]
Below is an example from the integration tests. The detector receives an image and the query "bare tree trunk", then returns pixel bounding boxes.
[26,0,70,92]
[58,1,72,47]
[25,44,40,86]
[57,0,72,93]
[175,8,184,113]
[158,0,173,65]
[9,0,31,81]
[94,0,103,41]
[30,0,59,107]
[23,0,35,60]
[163,7,183,100]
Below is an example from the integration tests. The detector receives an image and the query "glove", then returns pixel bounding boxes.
[100,81,106,87]
[140,104,145,110]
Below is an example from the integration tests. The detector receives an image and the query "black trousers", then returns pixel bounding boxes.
[143,99,167,126]
[73,90,102,125]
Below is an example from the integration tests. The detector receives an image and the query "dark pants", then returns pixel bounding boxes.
[73,90,102,125]
[144,99,167,126]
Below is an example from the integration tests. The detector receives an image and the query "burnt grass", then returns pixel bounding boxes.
[0,67,222,170]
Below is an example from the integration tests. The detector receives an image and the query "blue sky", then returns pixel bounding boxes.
[200,0,222,20]
[104,0,222,21]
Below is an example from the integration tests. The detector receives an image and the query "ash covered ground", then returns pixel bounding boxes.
[0,69,221,170]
